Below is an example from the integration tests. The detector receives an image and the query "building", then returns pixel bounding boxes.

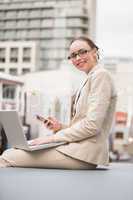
[103,57,133,114]
[0,72,24,111]
[0,41,38,75]
[103,57,133,157]
[0,0,96,71]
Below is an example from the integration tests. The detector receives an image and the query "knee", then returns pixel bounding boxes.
[2,148,17,156]
[1,148,28,167]
[2,148,25,159]
[0,148,19,167]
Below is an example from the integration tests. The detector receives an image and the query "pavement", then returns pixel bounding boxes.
[0,162,133,200]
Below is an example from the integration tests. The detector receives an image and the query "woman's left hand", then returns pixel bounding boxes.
[29,135,54,146]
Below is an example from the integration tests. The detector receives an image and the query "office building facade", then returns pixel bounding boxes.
[0,41,38,75]
[0,0,96,71]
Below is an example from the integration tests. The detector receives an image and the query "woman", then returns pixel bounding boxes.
[0,37,117,169]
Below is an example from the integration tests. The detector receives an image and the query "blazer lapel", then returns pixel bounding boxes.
[71,64,100,118]
[75,64,101,104]
[71,76,89,118]
[75,76,89,104]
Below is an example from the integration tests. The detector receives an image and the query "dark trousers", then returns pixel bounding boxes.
[0,128,7,155]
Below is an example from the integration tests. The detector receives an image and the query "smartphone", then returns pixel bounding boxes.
[36,115,48,123]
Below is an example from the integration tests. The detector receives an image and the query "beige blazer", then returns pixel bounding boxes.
[54,65,117,166]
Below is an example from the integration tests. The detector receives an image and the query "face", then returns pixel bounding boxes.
[68,40,97,73]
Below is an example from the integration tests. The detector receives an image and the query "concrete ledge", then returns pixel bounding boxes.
[0,163,133,200]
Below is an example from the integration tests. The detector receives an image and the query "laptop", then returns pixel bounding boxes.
[0,110,65,151]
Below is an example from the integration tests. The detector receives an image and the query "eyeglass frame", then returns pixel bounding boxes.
[67,48,93,60]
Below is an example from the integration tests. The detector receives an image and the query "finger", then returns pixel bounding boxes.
[43,120,50,127]
[45,120,54,128]
[44,118,53,124]
[48,117,57,123]
[47,117,52,120]
[44,119,48,123]
[29,141,38,146]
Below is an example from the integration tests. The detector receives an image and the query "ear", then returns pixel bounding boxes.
[92,48,99,61]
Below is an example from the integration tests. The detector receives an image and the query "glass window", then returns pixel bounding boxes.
[0,21,4,28]
[67,18,83,26]
[28,30,40,38]
[4,30,16,40]
[40,30,53,38]
[52,29,66,37]
[6,11,17,18]
[41,39,67,48]
[17,20,28,28]
[22,47,31,63]
[81,18,88,26]
[41,19,54,27]
[18,10,29,18]
[66,29,83,37]
[0,48,6,63]
[9,68,17,75]
[0,11,5,18]
[29,19,41,28]
[0,31,4,39]
[16,30,27,38]
[41,9,54,17]
[10,47,18,63]
[54,18,66,27]
[0,68,5,72]
[5,21,16,28]
[29,10,41,18]
[2,84,16,100]
[22,68,30,74]
[67,7,84,16]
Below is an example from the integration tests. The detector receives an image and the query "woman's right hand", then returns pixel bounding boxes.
[42,117,62,133]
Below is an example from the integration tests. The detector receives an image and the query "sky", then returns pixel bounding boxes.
[96,0,133,58]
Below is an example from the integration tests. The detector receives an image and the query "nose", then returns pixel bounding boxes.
[75,54,80,60]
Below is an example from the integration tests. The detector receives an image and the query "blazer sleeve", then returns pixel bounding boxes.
[53,71,113,143]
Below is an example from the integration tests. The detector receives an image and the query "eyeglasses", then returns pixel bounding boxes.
[67,48,92,60]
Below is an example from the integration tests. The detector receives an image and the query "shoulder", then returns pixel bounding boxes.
[90,65,113,82]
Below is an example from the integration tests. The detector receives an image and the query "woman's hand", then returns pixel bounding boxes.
[43,117,62,133]
[29,135,54,146]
